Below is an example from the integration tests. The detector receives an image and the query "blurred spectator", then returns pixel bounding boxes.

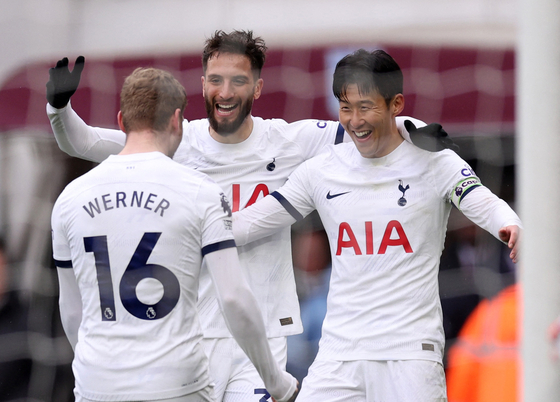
[445,283,519,402]
[0,234,74,402]
[0,237,34,401]
[439,205,517,366]
[287,222,331,384]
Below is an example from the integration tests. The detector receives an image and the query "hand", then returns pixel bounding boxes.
[272,380,299,402]
[404,120,459,152]
[498,225,521,263]
[46,56,85,109]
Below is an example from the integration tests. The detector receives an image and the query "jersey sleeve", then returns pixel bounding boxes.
[232,161,316,246]
[51,195,71,265]
[198,177,236,256]
[429,150,482,206]
[47,102,126,163]
[284,119,347,160]
[430,150,522,241]
[204,247,298,401]
[51,195,83,350]
[274,161,316,218]
[232,195,298,246]
[456,186,522,241]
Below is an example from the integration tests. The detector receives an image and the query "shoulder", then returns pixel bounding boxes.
[300,143,340,168]
[182,118,208,137]
[261,117,338,136]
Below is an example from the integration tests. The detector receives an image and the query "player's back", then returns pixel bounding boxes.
[53,151,232,400]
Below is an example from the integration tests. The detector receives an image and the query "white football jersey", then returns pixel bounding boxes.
[273,141,484,363]
[173,117,344,337]
[51,152,235,400]
[47,104,424,340]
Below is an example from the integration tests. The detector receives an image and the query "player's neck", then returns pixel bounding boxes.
[209,115,254,144]
[119,130,174,158]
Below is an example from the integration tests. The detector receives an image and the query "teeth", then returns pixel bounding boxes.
[218,104,235,109]
[355,131,370,138]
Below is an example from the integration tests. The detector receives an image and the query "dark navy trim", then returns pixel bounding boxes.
[54,259,73,269]
[334,123,345,144]
[201,239,237,256]
[271,191,304,221]
[459,184,481,203]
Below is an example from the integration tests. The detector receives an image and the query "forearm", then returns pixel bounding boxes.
[233,195,298,246]
[47,102,125,162]
[57,268,82,350]
[459,186,522,241]
[206,249,297,401]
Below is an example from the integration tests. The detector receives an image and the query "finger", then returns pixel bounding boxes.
[55,57,69,70]
[510,244,518,263]
[72,56,86,76]
[404,119,417,132]
[508,230,519,249]
[498,228,510,243]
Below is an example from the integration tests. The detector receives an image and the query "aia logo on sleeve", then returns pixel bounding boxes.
[336,220,413,255]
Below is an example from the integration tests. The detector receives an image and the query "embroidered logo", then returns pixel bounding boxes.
[326,191,351,199]
[220,192,232,217]
[398,180,410,207]
[266,158,276,172]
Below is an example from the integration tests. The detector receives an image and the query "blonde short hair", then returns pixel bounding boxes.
[120,68,187,133]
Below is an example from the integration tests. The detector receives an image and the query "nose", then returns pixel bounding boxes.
[218,80,234,100]
[349,109,364,129]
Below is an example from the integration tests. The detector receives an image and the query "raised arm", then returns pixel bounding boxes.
[204,247,298,402]
[46,56,126,162]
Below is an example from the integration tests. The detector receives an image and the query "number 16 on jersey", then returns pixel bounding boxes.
[84,232,181,321]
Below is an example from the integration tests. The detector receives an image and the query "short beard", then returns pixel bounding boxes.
[205,95,254,136]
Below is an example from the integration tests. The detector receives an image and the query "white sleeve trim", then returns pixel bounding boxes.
[204,248,297,401]
[458,186,523,241]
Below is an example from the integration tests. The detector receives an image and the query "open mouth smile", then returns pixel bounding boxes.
[216,103,238,116]
[353,130,372,139]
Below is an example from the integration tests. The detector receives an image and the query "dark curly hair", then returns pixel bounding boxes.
[202,30,267,78]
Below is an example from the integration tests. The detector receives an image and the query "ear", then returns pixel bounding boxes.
[117,111,126,132]
[201,75,206,97]
[253,78,264,100]
[170,108,183,134]
[392,94,405,116]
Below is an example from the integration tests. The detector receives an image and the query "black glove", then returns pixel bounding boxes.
[404,119,459,152]
[46,56,85,109]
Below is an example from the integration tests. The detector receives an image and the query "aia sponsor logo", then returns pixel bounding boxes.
[336,220,413,255]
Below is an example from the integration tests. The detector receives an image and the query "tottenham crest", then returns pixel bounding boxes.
[398,180,410,207]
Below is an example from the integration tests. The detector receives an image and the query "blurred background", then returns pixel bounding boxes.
[0,0,519,400]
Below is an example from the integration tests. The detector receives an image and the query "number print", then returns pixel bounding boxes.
[84,233,180,321]
[254,389,271,401]
[84,236,116,321]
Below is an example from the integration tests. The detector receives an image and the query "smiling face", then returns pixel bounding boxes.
[202,52,263,141]
[338,84,404,159]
